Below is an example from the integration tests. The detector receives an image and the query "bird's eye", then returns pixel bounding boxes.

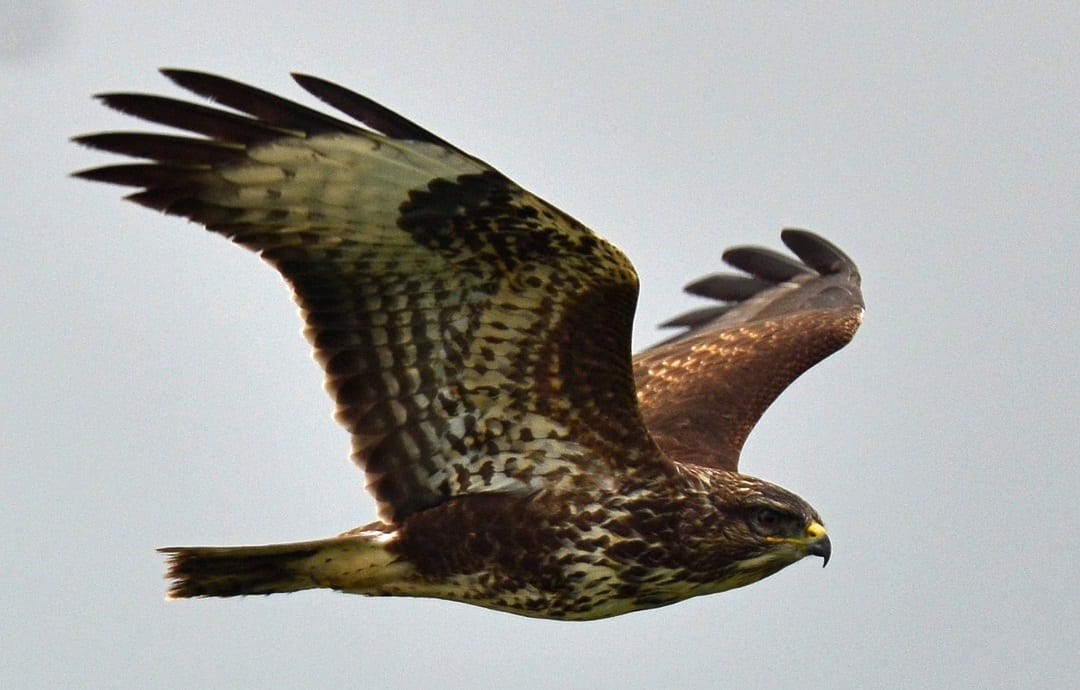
[753,508,786,532]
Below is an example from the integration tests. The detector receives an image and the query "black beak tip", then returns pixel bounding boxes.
[808,535,831,567]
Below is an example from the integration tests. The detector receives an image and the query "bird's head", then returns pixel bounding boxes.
[684,472,831,591]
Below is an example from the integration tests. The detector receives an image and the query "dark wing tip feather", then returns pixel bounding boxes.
[160,68,361,137]
[658,305,733,329]
[72,70,371,196]
[75,69,482,192]
[781,228,860,282]
[125,188,208,215]
[92,92,298,144]
[86,68,460,146]
[656,229,863,341]
[71,163,202,188]
[72,132,244,164]
[721,245,809,282]
[291,72,462,151]
[684,274,774,301]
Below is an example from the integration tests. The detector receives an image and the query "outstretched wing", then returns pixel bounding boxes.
[633,229,863,471]
[75,70,658,524]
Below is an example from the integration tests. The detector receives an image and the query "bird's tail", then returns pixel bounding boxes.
[159,531,406,599]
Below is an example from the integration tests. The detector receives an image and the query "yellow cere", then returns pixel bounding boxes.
[805,521,827,540]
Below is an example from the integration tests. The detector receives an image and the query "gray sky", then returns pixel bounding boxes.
[3,3,1077,689]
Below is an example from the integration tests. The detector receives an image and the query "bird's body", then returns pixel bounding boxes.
[162,463,821,620]
[76,70,862,620]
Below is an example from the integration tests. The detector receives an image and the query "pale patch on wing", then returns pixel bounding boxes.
[205,134,490,231]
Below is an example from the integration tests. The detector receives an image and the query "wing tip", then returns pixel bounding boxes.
[780,228,860,280]
[658,228,863,340]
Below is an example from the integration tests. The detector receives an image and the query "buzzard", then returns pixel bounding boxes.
[74,70,863,620]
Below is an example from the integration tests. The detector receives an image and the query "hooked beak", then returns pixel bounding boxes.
[805,521,831,567]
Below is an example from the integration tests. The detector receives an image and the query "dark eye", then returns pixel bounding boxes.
[753,508,786,532]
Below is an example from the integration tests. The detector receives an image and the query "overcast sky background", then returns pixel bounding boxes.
[3,3,1077,689]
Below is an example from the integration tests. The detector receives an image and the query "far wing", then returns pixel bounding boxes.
[633,229,863,471]
[75,70,656,524]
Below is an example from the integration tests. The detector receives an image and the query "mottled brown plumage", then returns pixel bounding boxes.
[75,70,862,620]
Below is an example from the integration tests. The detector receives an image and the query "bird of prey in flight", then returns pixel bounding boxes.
[74,70,863,620]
